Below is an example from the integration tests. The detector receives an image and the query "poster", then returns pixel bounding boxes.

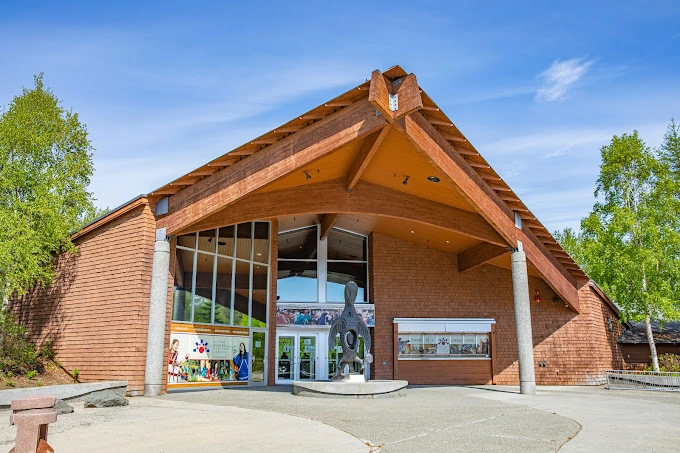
[167,323,250,387]
[276,303,375,327]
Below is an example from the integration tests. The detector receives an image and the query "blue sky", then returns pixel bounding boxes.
[1,1,679,232]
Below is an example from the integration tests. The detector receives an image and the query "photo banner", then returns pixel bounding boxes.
[167,323,250,388]
[276,303,375,327]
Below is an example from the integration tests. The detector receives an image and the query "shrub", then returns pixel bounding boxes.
[0,310,39,374]
[658,353,680,372]
[72,367,80,382]
[26,370,37,380]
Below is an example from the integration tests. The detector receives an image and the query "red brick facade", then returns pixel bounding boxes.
[13,203,156,395]
[370,232,625,385]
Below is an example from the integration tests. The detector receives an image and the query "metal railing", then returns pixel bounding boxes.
[606,370,680,391]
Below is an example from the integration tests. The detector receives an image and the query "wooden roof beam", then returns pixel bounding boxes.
[346,126,390,191]
[458,242,510,273]
[320,213,342,240]
[158,98,388,235]
[179,179,508,247]
[368,70,423,122]
[441,133,467,142]
[397,111,580,311]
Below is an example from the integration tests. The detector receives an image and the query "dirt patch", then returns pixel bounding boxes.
[0,362,74,390]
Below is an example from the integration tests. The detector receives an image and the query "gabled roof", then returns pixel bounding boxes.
[618,321,680,344]
[148,65,586,283]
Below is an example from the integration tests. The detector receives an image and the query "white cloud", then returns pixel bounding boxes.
[535,58,594,102]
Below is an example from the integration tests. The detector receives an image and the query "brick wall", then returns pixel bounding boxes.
[13,204,156,395]
[370,232,624,385]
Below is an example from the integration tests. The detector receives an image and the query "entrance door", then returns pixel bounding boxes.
[250,330,267,386]
[298,335,317,380]
[276,332,325,383]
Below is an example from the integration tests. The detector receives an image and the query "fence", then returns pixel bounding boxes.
[606,370,680,391]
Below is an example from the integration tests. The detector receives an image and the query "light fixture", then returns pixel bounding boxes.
[303,170,312,180]
[256,253,262,257]
[427,176,440,183]
[534,290,541,304]
[218,241,226,246]
[410,230,415,234]
[402,176,410,185]
[446,240,450,243]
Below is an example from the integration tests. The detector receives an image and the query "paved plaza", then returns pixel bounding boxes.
[0,385,678,452]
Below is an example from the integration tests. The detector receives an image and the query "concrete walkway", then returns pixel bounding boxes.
[0,385,677,452]
[471,385,680,453]
[0,397,369,453]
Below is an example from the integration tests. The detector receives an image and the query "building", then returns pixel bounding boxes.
[13,66,625,396]
[618,321,680,366]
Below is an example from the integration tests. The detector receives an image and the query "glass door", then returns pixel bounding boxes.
[251,330,267,386]
[277,335,295,383]
[299,335,317,380]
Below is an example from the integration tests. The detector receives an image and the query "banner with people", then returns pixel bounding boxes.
[276,303,375,327]
[167,323,251,388]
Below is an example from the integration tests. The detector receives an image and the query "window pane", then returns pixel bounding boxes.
[277,261,317,302]
[217,225,235,257]
[233,260,251,326]
[172,248,194,321]
[177,233,196,249]
[197,229,217,254]
[253,222,270,264]
[450,334,463,355]
[477,334,490,356]
[423,334,437,356]
[461,333,477,355]
[236,223,253,261]
[193,252,215,324]
[327,229,366,261]
[326,262,367,302]
[214,257,233,325]
[278,226,317,260]
[251,263,268,327]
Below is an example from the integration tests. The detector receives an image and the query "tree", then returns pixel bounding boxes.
[558,130,680,371]
[0,74,95,303]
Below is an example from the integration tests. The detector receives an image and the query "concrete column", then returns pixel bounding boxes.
[144,239,171,397]
[511,249,536,395]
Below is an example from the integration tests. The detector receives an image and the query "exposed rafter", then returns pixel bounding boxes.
[320,213,342,240]
[346,126,390,191]
[458,242,510,273]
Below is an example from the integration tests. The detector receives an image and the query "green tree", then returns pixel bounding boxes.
[658,119,680,179]
[0,74,95,302]
[558,130,680,371]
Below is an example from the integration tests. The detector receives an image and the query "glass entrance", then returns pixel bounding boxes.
[299,336,317,380]
[276,332,324,383]
[277,336,294,381]
[251,330,266,385]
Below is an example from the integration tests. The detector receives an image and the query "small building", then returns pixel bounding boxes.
[619,321,680,365]
[13,66,625,395]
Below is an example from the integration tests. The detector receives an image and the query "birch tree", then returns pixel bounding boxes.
[558,130,680,371]
[0,74,95,303]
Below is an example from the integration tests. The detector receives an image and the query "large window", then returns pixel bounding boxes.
[397,333,490,359]
[172,221,270,327]
[277,226,368,303]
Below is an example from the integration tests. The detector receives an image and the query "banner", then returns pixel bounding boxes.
[276,303,375,327]
[167,323,250,388]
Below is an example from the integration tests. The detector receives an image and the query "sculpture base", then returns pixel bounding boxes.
[292,380,408,399]
[330,373,365,383]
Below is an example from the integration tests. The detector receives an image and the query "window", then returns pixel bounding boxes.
[277,226,368,303]
[397,333,490,359]
[172,221,270,327]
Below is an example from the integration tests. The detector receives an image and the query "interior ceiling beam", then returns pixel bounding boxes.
[157,98,388,235]
[458,242,510,273]
[346,126,390,191]
[395,111,580,312]
[176,179,508,248]
[320,213,342,240]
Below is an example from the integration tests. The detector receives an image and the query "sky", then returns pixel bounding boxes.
[1,1,679,233]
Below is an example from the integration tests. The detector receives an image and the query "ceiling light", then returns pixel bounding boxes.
[410,230,415,234]
[427,176,440,183]
[446,240,450,243]
[256,253,262,256]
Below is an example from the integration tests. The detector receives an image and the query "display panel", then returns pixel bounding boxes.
[398,332,491,359]
[167,323,250,388]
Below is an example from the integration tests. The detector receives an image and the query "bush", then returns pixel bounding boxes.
[658,354,680,372]
[0,310,39,374]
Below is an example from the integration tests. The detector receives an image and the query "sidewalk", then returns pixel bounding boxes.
[0,397,370,453]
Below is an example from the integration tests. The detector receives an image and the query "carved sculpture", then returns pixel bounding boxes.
[328,281,373,379]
